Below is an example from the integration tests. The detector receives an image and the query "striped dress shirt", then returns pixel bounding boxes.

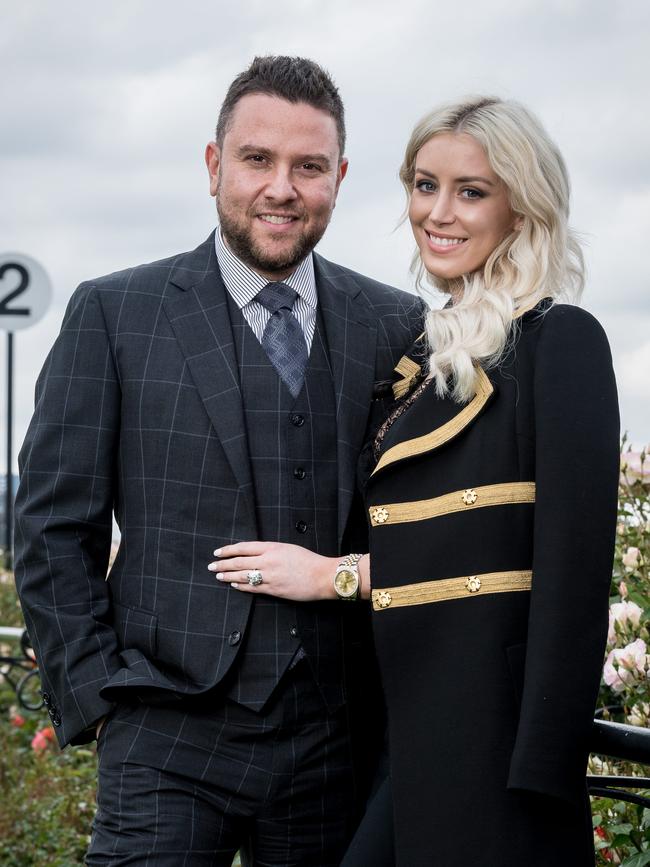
[215,228,317,351]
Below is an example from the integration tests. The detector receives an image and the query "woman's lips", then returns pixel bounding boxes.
[425,231,467,253]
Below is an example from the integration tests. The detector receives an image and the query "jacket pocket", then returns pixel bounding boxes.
[113,602,158,658]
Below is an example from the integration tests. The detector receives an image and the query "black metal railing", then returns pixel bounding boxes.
[588,718,650,807]
[0,627,43,710]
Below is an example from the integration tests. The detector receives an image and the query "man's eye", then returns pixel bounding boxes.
[247,155,267,164]
[301,163,322,172]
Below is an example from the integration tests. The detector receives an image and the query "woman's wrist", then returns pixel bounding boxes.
[329,552,371,601]
[322,556,343,599]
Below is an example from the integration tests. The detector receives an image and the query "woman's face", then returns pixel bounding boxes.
[408,132,519,283]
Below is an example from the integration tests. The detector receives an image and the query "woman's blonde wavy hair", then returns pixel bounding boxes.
[400,96,585,403]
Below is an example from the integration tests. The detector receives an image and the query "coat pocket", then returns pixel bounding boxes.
[113,602,158,658]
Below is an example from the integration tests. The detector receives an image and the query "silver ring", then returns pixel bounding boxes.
[247,569,263,586]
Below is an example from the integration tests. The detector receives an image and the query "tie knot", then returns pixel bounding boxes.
[256,282,298,314]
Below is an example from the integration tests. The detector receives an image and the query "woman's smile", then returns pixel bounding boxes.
[409,132,518,281]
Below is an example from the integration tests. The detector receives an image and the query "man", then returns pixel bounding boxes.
[14,56,423,866]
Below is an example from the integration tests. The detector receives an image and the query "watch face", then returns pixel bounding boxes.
[335,569,358,597]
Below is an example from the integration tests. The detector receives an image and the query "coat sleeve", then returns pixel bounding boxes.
[506,305,620,808]
[14,283,122,747]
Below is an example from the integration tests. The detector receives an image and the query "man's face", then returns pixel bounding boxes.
[205,93,347,280]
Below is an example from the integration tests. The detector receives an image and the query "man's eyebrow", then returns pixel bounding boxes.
[235,145,333,169]
[414,167,496,186]
[236,145,273,158]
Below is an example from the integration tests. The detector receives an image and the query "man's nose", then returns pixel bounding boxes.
[264,167,298,201]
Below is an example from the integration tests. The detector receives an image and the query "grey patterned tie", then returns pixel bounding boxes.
[256,282,309,398]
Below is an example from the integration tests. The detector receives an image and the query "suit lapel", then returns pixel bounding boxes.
[315,255,377,544]
[162,235,256,526]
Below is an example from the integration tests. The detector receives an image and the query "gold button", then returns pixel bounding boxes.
[376,591,392,609]
[465,576,482,593]
[461,489,478,506]
[371,507,390,525]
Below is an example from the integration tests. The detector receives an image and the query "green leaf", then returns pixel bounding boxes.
[620,852,650,867]
[612,823,635,835]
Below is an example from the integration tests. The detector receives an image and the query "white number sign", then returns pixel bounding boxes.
[0,252,52,331]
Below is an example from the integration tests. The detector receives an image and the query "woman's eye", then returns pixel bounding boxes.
[415,179,436,193]
[461,188,484,199]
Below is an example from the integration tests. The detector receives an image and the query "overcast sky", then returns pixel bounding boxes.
[1,0,649,470]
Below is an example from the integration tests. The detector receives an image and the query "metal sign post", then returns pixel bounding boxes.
[0,253,52,567]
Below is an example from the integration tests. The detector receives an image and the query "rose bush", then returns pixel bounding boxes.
[593,439,650,866]
[1,440,649,864]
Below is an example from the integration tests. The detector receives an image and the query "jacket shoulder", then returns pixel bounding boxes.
[523,301,607,338]
[77,249,192,298]
[516,302,611,359]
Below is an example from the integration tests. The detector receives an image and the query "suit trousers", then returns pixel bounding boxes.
[86,659,356,866]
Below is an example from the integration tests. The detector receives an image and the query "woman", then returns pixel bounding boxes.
[210,96,620,865]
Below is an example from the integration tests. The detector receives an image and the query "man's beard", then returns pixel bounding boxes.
[216,192,330,277]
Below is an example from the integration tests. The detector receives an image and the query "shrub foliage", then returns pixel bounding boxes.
[0,439,648,864]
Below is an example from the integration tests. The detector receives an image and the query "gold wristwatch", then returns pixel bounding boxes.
[334,553,363,600]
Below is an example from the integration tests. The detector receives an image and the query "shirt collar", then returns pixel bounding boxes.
[215,228,317,310]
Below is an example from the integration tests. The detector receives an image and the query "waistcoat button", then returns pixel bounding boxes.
[295,520,308,534]
[290,413,305,427]
[293,467,306,480]
[228,630,242,646]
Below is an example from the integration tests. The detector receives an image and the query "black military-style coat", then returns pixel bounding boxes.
[364,303,620,866]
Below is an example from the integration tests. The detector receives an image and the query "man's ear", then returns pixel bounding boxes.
[334,157,349,196]
[205,141,221,198]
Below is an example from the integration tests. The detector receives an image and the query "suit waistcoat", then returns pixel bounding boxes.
[225,294,340,710]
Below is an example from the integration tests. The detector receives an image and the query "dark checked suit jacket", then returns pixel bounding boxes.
[14,232,424,748]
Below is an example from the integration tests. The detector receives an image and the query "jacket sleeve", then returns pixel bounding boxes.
[507,305,620,808]
[14,283,122,747]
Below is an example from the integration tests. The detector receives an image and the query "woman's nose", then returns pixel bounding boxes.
[428,191,455,225]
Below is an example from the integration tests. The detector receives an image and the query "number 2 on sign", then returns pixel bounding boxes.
[0,263,30,316]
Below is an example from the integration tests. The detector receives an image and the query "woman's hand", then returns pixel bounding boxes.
[208,541,340,602]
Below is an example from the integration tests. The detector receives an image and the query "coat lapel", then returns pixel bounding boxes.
[315,255,377,544]
[162,234,256,527]
[371,366,495,478]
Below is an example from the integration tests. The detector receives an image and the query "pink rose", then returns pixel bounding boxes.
[603,639,649,693]
[610,600,643,632]
[31,726,56,754]
[622,546,642,571]
[607,608,616,646]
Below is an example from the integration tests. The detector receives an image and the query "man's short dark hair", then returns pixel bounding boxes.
[216,55,346,156]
